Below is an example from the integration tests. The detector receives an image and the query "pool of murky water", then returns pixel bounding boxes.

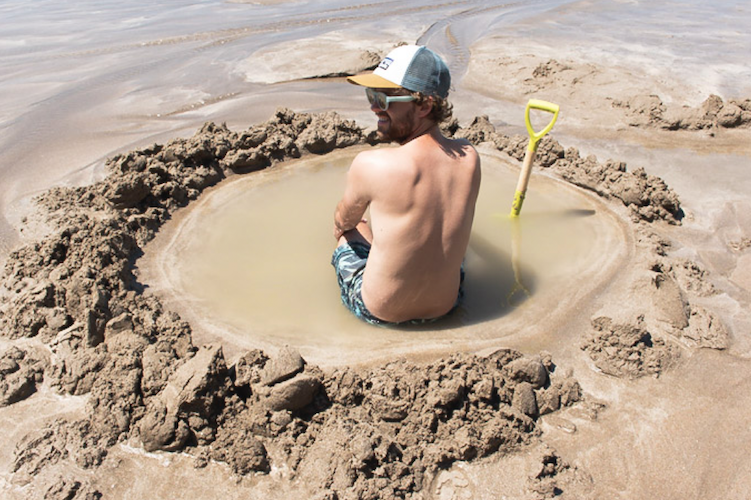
[140,145,626,365]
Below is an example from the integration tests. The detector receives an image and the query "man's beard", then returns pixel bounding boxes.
[377,109,415,144]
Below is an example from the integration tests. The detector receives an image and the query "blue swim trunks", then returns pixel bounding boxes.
[331,241,463,326]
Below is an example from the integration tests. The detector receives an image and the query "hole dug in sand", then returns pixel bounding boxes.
[138,142,624,366]
[2,109,719,499]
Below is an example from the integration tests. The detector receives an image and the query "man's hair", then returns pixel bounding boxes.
[411,92,453,124]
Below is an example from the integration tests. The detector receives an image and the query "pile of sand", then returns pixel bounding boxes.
[463,50,751,162]
[0,109,731,499]
[523,59,751,131]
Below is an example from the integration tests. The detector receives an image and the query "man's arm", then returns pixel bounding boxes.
[334,153,372,239]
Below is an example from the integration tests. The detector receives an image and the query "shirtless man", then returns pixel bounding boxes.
[332,44,481,325]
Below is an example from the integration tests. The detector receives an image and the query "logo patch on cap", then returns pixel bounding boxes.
[378,57,393,71]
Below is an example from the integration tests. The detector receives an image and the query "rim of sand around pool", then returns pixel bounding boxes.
[137,144,630,368]
[1,110,701,498]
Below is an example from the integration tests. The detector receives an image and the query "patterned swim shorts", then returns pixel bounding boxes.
[330,241,464,326]
[331,241,384,325]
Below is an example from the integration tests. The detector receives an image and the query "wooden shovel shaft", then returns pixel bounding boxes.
[510,147,537,217]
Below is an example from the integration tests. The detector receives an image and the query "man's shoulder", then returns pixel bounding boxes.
[453,137,479,158]
[355,143,406,159]
[437,135,480,167]
[353,146,390,163]
[447,134,477,150]
[352,145,410,173]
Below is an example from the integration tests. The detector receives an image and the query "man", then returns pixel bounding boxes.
[332,44,481,325]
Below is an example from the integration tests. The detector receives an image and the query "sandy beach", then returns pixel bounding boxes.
[1,1,750,499]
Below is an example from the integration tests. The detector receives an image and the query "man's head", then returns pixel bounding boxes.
[347,44,451,99]
[347,45,453,136]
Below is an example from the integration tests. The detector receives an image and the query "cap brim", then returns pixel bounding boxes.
[346,73,401,89]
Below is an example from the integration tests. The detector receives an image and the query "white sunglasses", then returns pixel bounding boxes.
[366,88,416,110]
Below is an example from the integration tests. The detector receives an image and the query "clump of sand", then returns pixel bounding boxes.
[0,346,46,407]
[0,108,730,499]
[611,94,751,131]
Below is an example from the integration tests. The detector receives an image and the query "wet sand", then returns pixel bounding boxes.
[2,2,751,499]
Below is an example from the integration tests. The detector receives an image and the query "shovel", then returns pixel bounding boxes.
[509,99,560,217]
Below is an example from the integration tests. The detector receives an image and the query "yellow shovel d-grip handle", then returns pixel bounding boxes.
[525,99,560,152]
[509,99,560,217]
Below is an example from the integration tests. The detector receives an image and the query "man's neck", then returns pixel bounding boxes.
[398,122,439,146]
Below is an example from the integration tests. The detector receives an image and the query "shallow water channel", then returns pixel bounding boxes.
[141,146,626,365]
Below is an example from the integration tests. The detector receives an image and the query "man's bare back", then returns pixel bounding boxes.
[335,125,480,323]
[354,131,479,321]
[332,44,481,324]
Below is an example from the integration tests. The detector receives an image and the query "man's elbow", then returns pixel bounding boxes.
[334,203,348,229]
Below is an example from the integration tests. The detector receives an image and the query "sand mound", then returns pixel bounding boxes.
[612,94,751,131]
[464,50,751,157]
[525,58,751,131]
[237,33,388,84]
[0,109,728,498]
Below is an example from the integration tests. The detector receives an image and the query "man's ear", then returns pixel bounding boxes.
[415,96,434,118]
